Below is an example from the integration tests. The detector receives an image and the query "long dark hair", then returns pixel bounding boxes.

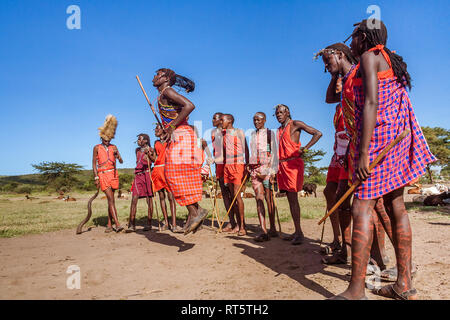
[157,68,195,93]
[354,19,412,89]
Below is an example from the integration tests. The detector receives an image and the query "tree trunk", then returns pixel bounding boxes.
[426,164,434,184]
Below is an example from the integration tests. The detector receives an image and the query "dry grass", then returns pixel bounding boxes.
[3,185,445,238]
[0,188,328,238]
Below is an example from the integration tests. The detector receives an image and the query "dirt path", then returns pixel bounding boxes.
[0,210,448,300]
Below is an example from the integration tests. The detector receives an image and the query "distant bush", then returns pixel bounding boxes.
[81,179,97,191]
[1,182,19,192]
[16,185,33,194]
[304,173,327,186]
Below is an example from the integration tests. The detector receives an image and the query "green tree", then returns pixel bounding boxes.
[31,161,83,191]
[302,149,327,185]
[119,173,134,190]
[421,127,450,182]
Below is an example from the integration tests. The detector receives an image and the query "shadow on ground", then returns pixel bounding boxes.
[224,224,350,299]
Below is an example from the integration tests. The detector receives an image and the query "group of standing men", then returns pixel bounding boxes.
[91,18,437,300]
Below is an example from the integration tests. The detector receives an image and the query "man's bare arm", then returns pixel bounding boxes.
[292,120,323,151]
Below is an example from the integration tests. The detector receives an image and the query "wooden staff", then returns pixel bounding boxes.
[136,75,164,129]
[145,149,161,231]
[218,173,249,231]
[271,182,282,234]
[319,209,327,248]
[318,129,410,225]
[76,186,99,235]
[209,166,221,229]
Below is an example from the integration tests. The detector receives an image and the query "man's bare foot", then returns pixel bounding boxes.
[237,229,247,236]
[268,229,278,238]
[231,226,240,234]
[222,224,235,232]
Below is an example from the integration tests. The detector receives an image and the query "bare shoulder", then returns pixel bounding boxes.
[292,120,306,129]
[360,51,377,65]
[162,86,177,99]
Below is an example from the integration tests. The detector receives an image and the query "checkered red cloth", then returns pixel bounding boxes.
[352,45,436,199]
[164,124,203,206]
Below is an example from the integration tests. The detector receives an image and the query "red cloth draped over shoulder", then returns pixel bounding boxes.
[276,121,304,192]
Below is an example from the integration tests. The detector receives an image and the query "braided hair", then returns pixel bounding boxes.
[325,43,358,65]
[157,68,196,93]
[355,19,412,89]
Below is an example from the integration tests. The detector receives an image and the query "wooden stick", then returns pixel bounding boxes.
[212,174,221,227]
[271,182,282,234]
[218,174,249,231]
[136,75,164,129]
[146,153,161,231]
[319,210,327,248]
[76,187,99,235]
[318,129,410,225]
[208,166,222,229]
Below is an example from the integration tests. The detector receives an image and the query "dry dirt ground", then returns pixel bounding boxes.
[0,195,449,300]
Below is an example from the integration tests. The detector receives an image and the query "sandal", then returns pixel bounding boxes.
[125,225,136,233]
[222,224,234,232]
[322,252,349,265]
[254,233,270,242]
[115,226,124,233]
[380,264,418,282]
[268,230,278,238]
[105,227,114,233]
[372,284,418,300]
[237,229,247,236]
[184,208,209,235]
[160,224,169,231]
[320,242,342,255]
[172,225,185,234]
[291,234,304,245]
[283,233,295,241]
[192,220,204,234]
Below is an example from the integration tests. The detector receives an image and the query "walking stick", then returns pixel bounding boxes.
[209,166,221,229]
[145,150,161,231]
[318,129,410,225]
[271,182,282,234]
[218,173,249,231]
[319,210,326,248]
[76,186,100,234]
[136,75,164,129]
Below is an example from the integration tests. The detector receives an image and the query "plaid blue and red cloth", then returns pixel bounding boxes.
[352,46,436,199]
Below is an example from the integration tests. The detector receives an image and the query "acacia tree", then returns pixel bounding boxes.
[31,161,83,191]
[302,149,327,185]
[421,127,450,183]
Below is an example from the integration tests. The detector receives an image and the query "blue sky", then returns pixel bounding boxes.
[0,0,449,175]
